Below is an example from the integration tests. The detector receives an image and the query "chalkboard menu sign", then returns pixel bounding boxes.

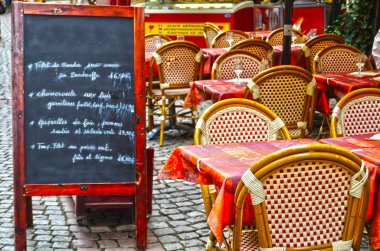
[23,15,135,184]
[12,4,145,188]
[12,4,147,249]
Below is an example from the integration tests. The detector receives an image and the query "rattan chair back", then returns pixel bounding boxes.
[233,144,369,251]
[297,34,345,73]
[211,49,262,80]
[194,98,291,145]
[147,40,203,146]
[211,30,249,48]
[194,98,290,250]
[330,88,380,138]
[266,28,307,46]
[243,65,316,138]
[145,34,172,52]
[152,40,203,89]
[313,44,373,74]
[203,22,221,48]
[230,39,274,62]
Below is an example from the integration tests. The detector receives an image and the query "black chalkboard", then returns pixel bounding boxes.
[23,15,136,184]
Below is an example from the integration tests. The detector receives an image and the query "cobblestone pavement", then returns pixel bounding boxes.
[0,10,372,251]
[0,11,209,251]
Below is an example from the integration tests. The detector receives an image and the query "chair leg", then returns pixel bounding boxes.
[317,113,331,140]
[147,98,154,132]
[159,97,166,146]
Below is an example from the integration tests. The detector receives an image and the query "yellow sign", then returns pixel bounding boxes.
[146,22,230,36]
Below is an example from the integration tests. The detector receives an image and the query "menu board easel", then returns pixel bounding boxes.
[11,2,146,250]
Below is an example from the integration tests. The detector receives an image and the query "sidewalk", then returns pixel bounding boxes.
[0,11,209,250]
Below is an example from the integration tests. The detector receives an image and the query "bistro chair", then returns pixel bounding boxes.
[266,28,307,46]
[243,65,317,138]
[312,44,373,74]
[145,34,172,52]
[330,88,380,138]
[230,39,274,63]
[194,98,290,250]
[204,22,222,48]
[312,44,373,139]
[211,30,249,48]
[211,49,262,80]
[232,144,369,251]
[146,40,203,146]
[296,33,345,73]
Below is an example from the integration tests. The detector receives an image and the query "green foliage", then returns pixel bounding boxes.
[325,0,373,54]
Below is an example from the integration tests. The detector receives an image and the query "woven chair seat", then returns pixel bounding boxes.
[228,230,260,251]
[289,128,309,138]
[151,87,190,97]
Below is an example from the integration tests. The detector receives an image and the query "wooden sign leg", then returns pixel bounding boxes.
[135,162,147,250]
[14,192,28,250]
[26,196,34,228]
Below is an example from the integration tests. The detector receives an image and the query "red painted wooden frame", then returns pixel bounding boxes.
[11,2,146,250]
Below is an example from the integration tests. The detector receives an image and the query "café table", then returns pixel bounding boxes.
[183,79,248,109]
[313,71,380,114]
[157,138,315,243]
[158,137,380,248]
[320,133,380,250]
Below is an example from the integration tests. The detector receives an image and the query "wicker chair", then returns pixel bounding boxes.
[204,22,222,48]
[296,34,345,73]
[145,34,172,52]
[232,144,369,251]
[211,30,249,48]
[146,41,203,146]
[211,49,262,80]
[266,28,307,46]
[230,39,274,63]
[243,65,317,138]
[330,88,380,138]
[312,44,373,74]
[194,98,290,250]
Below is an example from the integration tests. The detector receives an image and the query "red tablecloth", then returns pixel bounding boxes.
[272,44,303,66]
[183,78,323,109]
[313,71,380,114]
[320,134,380,250]
[158,136,380,248]
[158,139,315,243]
[183,79,247,109]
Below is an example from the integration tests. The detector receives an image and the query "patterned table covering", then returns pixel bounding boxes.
[158,136,380,247]
[157,139,316,243]
[183,79,247,109]
[320,134,380,250]
[314,71,380,114]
